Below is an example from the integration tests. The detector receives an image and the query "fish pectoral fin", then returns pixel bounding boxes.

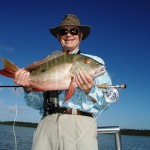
[32,88,43,92]
[65,77,77,101]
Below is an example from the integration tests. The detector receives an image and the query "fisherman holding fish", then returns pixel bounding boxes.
[13,14,118,150]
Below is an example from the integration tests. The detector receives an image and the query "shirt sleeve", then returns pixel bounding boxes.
[88,70,112,103]
[79,53,118,116]
[81,53,112,104]
[24,91,44,114]
[79,70,112,116]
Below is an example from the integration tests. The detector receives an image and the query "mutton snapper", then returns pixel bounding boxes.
[0,52,105,100]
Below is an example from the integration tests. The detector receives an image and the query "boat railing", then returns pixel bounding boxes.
[97,126,122,150]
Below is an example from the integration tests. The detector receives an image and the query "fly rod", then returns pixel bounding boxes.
[0,85,21,88]
[0,84,126,89]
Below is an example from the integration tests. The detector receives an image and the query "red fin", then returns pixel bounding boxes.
[0,58,19,78]
[0,69,15,78]
[65,77,77,101]
[32,88,43,92]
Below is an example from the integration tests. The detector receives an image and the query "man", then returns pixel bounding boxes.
[14,14,117,150]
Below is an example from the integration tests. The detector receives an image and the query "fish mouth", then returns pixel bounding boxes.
[94,65,106,77]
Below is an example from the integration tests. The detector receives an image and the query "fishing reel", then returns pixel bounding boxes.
[104,88,119,103]
[101,84,126,103]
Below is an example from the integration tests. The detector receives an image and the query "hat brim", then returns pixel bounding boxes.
[49,25,90,40]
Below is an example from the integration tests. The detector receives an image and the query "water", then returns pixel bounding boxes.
[0,125,33,150]
[97,134,150,150]
[0,125,150,150]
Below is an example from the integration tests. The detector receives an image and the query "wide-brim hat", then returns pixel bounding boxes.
[49,14,90,40]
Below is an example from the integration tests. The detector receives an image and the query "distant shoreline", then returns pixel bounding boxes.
[0,121,37,128]
[0,121,150,136]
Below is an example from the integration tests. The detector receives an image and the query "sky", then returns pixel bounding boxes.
[0,0,150,130]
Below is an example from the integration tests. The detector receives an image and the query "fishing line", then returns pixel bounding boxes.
[69,87,119,149]
[12,88,18,150]
[69,103,109,150]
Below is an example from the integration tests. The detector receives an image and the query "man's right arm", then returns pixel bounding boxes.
[14,69,44,114]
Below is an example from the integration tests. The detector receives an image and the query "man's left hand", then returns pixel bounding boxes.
[75,71,94,94]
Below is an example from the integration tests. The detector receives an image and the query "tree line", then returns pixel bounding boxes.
[0,121,37,128]
[0,121,150,136]
[121,128,150,136]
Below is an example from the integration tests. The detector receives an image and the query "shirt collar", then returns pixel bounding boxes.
[68,49,80,54]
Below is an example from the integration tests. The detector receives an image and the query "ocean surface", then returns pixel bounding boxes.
[0,125,150,150]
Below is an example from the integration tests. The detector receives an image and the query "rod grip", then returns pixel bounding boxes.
[96,84,126,89]
[96,84,108,88]
[119,84,126,89]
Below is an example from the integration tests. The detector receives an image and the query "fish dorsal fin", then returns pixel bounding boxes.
[26,51,65,71]
[47,51,65,59]
[1,57,19,71]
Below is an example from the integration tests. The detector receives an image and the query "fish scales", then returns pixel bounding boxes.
[29,54,74,90]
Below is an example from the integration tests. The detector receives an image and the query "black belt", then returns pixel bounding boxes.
[44,107,93,118]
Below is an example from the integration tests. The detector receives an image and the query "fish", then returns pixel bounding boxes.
[0,52,105,100]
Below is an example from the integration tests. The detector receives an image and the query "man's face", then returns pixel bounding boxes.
[57,26,83,52]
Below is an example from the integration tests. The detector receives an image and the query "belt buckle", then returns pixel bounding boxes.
[72,109,78,115]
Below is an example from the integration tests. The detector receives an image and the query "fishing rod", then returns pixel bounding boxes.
[0,85,21,88]
[96,84,126,89]
[0,84,126,89]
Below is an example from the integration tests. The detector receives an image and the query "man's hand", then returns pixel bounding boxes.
[75,71,94,94]
[14,69,32,92]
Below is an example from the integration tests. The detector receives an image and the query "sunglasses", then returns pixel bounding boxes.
[58,28,80,36]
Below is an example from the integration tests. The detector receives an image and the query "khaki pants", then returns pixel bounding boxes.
[32,114,98,150]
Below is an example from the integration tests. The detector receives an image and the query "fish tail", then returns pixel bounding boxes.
[0,57,19,78]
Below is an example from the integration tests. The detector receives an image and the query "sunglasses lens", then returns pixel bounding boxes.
[59,28,79,36]
[70,29,79,35]
[59,29,68,36]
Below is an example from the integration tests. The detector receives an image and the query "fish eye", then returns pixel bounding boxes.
[83,59,91,64]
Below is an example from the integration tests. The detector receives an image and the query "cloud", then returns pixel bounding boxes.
[0,44,15,52]
[7,106,26,114]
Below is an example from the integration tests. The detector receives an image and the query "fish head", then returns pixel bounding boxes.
[94,65,106,78]
[74,55,105,78]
